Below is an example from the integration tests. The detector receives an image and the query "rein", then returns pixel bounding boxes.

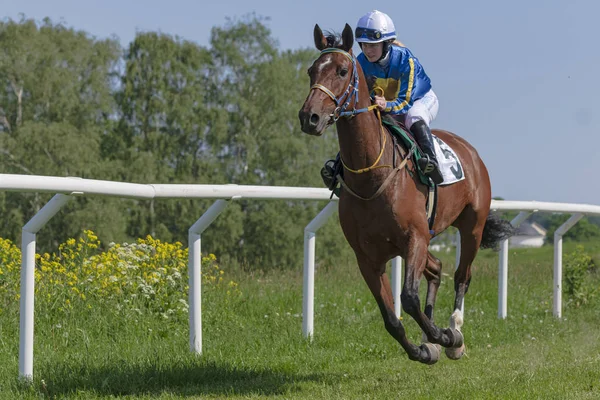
[309,47,405,200]
[336,146,414,201]
[341,108,391,174]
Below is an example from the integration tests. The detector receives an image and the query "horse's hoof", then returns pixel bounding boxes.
[446,328,464,348]
[445,344,466,360]
[421,342,440,365]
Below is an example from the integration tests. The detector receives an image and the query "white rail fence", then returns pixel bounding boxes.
[1,173,599,380]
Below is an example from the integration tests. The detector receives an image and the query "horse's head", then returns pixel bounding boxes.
[298,23,356,136]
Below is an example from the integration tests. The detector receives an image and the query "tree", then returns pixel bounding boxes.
[545,215,600,244]
[0,17,122,250]
[110,31,225,241]
[0,14,355,269]
[201,16,347,269]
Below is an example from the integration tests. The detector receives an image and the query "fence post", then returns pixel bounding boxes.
[188,199,231,354]
[390,257,403,318]
[497,211,531,319]
[303,201,337,339]
[553,213,583,318]
[454,231,464,313]
[19,194,73,380]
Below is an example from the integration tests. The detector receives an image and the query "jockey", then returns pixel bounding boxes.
[321,10,443,188]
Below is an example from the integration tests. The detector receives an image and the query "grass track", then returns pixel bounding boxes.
[1,242,599,399]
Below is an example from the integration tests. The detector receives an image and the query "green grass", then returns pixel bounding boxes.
[1,242,599,399]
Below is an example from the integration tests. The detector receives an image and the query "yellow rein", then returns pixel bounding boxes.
[341,107,393,174]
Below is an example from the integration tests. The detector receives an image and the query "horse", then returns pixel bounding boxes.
[298,24,513,364]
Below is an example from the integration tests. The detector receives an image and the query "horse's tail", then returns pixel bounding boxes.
[480,213,515,251]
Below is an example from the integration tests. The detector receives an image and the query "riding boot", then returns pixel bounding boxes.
[320,152,342,191]
[410,120,444,185]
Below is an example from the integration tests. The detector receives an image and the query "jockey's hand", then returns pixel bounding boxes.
[373,96,387,111]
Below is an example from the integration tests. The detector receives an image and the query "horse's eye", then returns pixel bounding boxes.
[307,67,313,76]
[340,68,348,77]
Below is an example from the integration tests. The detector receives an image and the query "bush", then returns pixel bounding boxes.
[564,245,597,307]
[0,231,240,319]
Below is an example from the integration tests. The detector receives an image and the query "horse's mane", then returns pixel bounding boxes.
[323,31,344,49]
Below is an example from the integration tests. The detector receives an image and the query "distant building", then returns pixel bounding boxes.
[429,243,450,252]
[429,231,455,253]
[510,222,547,248]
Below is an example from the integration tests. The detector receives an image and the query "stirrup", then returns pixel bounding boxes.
[418,155,435,174]
[418,156,443,185]
[320,159,337,189]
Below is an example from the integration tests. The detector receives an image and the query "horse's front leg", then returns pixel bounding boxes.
[357,255,440,365]
[401,237,464,350]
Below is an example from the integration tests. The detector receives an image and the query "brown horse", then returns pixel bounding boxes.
[299,24,513,364]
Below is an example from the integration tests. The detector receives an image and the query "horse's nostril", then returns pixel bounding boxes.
[310,114,319,125]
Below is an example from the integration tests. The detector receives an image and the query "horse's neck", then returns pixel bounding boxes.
[336,62,398,187]
[336,112,390,173]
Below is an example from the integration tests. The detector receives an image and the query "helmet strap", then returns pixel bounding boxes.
[377,40,393,62]
[358,40,394,64]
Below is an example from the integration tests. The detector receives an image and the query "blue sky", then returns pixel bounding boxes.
[3,0,599,204]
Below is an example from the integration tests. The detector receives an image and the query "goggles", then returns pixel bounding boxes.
[355,27,383,41]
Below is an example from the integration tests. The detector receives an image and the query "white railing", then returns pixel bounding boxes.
[2,173,599,380]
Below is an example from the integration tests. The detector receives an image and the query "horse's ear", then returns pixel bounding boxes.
[314,24,327,51]
[341,23,354,52]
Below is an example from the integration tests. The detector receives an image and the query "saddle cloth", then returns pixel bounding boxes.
[382,119,465,186]
[432,135,465,186]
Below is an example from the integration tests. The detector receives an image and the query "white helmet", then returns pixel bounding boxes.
[355,10,397,44]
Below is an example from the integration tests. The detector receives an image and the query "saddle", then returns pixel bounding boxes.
[381,118,433,188]
[381,118,438,234]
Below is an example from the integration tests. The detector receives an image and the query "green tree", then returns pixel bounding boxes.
[0,15,355,270]
[203,16,348,269]
[110,31,224,241]
[0,17,122,250]
[545,215,600,244]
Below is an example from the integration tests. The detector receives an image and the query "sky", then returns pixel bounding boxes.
[3,0,600,204]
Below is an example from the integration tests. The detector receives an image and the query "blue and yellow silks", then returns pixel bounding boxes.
[357,45,432,115]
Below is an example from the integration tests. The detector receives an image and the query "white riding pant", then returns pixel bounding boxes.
[404,89,439,129]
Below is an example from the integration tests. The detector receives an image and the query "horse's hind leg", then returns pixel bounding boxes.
[357,256,440,364]
[424,252,442,322]
[421,252,442,343]
[447,208,486,360]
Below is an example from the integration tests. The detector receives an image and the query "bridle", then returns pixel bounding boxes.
[309,48,376,121]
